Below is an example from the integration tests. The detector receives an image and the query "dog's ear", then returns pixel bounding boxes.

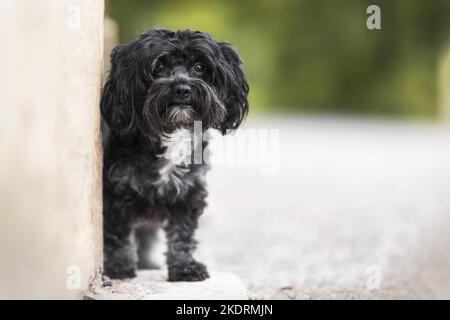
[217,42,249,134]
[101,43,145,136]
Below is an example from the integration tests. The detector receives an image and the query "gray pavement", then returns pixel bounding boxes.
[190,116,450,299]
[90,271,248,300]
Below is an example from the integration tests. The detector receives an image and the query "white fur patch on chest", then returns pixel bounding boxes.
[153,129,193,191]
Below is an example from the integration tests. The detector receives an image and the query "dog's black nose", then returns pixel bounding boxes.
[173,83,191,102]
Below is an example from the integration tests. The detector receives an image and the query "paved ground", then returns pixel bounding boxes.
[153,116,450,299]
[90,271,248,300]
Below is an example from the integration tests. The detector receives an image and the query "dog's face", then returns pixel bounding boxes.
[101,29,249,140]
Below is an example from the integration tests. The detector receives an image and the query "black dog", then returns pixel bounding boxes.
[100,28,248,281]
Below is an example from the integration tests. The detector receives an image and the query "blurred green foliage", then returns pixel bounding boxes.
[107,0,450,118]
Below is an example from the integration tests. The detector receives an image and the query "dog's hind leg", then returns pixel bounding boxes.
[135,224,160,270]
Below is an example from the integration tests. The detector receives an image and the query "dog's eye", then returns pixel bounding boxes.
[193,63,206,73]
[154,61,165,73]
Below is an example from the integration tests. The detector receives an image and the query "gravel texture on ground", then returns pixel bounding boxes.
[89,270,248,300]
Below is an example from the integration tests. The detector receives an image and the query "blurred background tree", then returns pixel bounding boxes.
[107,0,450,118]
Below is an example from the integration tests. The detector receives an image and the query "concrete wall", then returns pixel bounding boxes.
[0,0,104,299]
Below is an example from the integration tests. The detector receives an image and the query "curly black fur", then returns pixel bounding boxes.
[101,28,249,281]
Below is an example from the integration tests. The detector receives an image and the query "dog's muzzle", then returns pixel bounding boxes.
[168,105,195,124]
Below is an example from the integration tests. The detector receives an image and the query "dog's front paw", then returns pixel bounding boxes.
[168,260,210,282]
